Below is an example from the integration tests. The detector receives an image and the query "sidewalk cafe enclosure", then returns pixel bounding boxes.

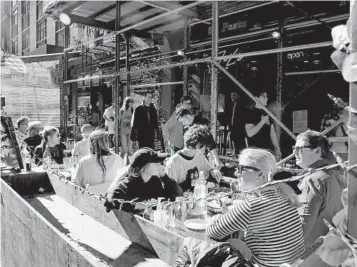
[1,1,356,266]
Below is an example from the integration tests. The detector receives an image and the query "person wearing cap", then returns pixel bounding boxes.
[24,120,43,157]
[72,124,94,160]
[165,124,222,192]
[105,147,182,210]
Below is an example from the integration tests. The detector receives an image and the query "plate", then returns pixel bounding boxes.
[184,219,208,231]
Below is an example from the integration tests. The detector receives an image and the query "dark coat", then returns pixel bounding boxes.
[130,103,159,148]
[104,171,183,212]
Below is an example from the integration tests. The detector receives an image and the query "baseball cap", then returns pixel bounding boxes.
[128,147,167,176]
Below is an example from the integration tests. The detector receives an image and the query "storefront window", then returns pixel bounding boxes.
[36,0,43,20]
[36,18,47,47]
[11,7,18,37]
[55,21,66,47]
[21,1,30,30]
[21,29,29,54]
[12,38,18,55]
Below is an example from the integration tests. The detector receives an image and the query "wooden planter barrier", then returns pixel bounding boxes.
[1,170,332,267]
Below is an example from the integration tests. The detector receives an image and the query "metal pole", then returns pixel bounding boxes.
[125,34,130,98]
[211,1,219,141]
[64,1,203,52]
[63,25,70,140]
[64,58,211,85]
[183,16,189,96]
[275,22,284,145]
[212,59,297,141]
[114,1,121,154]
[215,41,332,61]
[347,0,357,239]
[130,81,184,89]
[190,1,275,26]
[285,69,340,75]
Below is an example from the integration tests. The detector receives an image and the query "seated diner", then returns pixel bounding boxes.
[72,130,124,189]
[72,124,94,160]
[165,124,222,191]
[206,148,305,267]
[105,147,182,211]
[34,126,66,165]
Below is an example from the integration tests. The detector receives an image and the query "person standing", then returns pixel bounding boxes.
[162,96,192,153]
[24,121,43,157]
[15,116,29,150]
[103,103,115,148]
[245,91,281,159]
[293,130,346,247]
[130,92,159,149]
[119,97,134,157]
[230,92,247,155]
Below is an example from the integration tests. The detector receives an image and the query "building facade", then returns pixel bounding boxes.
[0,0,68,56]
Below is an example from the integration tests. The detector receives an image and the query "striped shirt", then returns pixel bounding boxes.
[206,188,306,267]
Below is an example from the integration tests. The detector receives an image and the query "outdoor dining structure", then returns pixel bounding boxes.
[1,1,357,267]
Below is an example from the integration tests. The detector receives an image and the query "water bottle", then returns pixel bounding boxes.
[194,171,207,199]
[24,149,31,172]
[194,171,207,218]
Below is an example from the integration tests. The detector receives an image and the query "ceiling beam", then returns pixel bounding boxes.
[62,1,87,14]
[88,3,117,19]
[143,16,183,32]
[69,14,115,31]
[120,5,154,21]
[140,1,199,18]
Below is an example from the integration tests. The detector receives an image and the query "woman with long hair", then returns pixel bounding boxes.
[34,126,66,165]
[206,148,305,267]
[119,96,134,157]
[72,130,124,189]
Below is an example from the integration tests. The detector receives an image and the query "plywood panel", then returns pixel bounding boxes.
[0,180,106,267]
[47,173,184,266]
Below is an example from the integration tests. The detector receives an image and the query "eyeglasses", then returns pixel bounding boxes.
[292,145,314,153]
[236,165,261,175]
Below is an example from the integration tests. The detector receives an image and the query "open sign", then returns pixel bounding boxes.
[286,51,305,60]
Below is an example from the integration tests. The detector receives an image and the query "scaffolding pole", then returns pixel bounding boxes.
[114,1,121,154]
[64,41,333,85]
[125,34,130,98]
[212,59,297,141]
[64,1,203,53]
[211,2,219,141]
[275,22,284,145]
[183,16,189,96]
[63,25,70,139]
[347,0,357,239]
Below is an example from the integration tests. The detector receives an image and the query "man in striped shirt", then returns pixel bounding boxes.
[206,149,305,267]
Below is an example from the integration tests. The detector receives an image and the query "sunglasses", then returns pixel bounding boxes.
[236,165,261,175]
[292,145,314,153]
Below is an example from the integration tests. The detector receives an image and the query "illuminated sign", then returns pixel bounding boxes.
[217,48,244,67]
[286,51,305,60]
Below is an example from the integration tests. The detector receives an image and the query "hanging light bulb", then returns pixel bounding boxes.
[272,31,281,39]
[59,13,71,26]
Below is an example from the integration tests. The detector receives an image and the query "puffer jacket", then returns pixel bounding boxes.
[175,237,253,267]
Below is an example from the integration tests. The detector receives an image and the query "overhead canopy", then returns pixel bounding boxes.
[43,1,270,35]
